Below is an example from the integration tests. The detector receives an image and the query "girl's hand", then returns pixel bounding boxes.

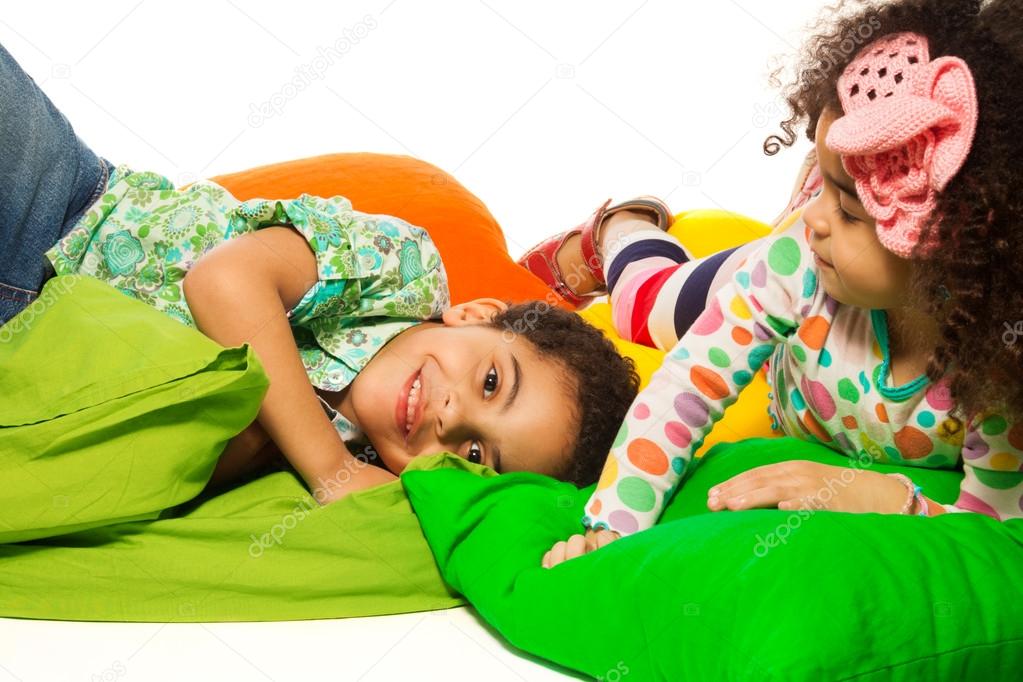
[541,528,621,569]
[707,460,910,514]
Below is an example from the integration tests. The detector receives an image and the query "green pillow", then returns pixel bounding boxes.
[0,275,268,543]
[0,275,462,621]
[401,438,1023,681]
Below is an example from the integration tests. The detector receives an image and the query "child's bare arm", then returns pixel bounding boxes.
[184,226,396,502]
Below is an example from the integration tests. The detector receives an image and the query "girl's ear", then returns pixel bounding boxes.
[441,298,509,326]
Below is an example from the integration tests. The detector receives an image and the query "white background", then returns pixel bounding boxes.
[2,2,825,680]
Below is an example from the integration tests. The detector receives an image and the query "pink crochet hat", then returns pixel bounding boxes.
[826,32,979,259]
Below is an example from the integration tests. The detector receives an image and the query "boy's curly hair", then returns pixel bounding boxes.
[487,301,640,487]
[765,0,1023,424]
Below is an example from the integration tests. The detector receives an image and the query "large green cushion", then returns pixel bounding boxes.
[401,438,1023,680]
[0,275,269,543]
[0,275,462,621]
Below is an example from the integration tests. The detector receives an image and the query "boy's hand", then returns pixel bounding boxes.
[310,460,398,505]
[542,528,621,568]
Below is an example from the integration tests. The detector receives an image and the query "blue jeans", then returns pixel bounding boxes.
[0,41,116,326]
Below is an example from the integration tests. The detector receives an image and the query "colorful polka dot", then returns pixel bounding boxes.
[801,376,836,420]
[613,422,628,448]
[791,388,806,411]
[732,326,753,345]
[617,476,656,512]
[627,439,669,475]
[733,370,753,386]
[608,510,639,534]
[664,421,692,448]
[691,298,724,335]
[982,414,1008,436]
[894,425,933,459]
[802,268,817,298]
[791,344,807,362]
[736,271,750,289]
[842,414,858,430]
[916,411,936,428]
[752,260,767,288]
[875,403,889,423]
[859,370,871,394]
[671,457,685,474]
[1010,422,1023,451]
[833,431,854,453]
[633,403,650,420]
[596,458,618,490]
[974,465,1023,488]
[670,345,690,361]
[837,378,860,404]
[818,348,832,367]
[589,499,602,516]
[924,380,954,411]
[730,295,752,320]
[675,392,709,427]
[708,347,731,368]
[801,410,832,442]
[747,344,774,370]
[691,365,729,400]
[767,236,801,276]
[989,452,1022,472]
[962,430,990,460]
[797,316,830,350]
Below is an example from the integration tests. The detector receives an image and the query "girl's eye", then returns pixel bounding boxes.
[483,366,498,398]
[834,204,859,224]
[467,441,483,464]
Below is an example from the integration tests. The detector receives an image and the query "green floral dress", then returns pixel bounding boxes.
[45,165,450,440]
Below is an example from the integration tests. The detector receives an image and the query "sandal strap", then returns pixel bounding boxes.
[518,234,589,308]
[579,196,673,285]
[579,199,613,286]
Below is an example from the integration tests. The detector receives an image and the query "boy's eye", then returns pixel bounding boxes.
[467,441,483,464]
[483,366,498,397]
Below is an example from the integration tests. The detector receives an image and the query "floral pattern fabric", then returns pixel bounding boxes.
[45,165,450,402]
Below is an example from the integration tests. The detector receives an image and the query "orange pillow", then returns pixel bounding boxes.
[209,153,571,308]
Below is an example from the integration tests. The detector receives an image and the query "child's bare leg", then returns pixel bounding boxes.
[554,210,661,296]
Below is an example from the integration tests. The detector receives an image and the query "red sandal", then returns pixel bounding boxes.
[517,196,674,309]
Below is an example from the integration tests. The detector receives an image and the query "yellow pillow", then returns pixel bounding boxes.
[577,208,800,457]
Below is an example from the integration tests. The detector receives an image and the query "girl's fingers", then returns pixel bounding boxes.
[543,534,591,569]
[565,533,587,560]
[545,541,567,568]
[708,462,811,510]
[594,529,620,549]
[722,485,796,511]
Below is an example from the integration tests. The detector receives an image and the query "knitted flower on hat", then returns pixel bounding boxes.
[826,32,978,259]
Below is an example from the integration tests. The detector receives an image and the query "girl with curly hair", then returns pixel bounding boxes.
[525,0,1023,566]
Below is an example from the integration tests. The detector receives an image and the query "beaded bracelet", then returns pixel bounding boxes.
[887,473,929,516]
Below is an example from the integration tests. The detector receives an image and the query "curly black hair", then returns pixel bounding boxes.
[764,0,1023,425]
[487,301,640,487]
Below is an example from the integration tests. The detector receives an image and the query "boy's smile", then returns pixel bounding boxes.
[333,297,579,478]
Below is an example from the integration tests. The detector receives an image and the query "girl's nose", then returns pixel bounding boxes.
[803,195,831,240]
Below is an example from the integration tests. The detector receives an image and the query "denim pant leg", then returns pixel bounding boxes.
[0,41,116,326]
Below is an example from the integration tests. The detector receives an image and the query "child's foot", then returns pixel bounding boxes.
[554,210,662,295]
[517,197,674,309]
